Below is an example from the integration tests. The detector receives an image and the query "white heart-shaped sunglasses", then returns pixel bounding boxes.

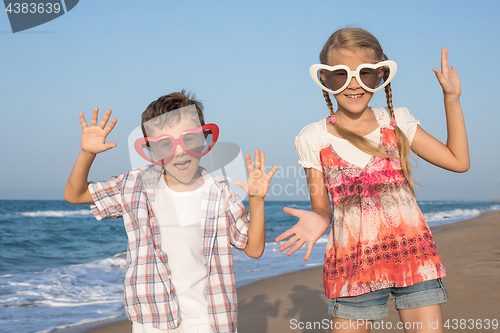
[309,60,397,95]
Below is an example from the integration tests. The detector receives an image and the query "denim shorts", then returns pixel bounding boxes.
[329,279,448,320]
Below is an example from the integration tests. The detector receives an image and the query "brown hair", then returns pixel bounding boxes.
[141,90,204,137]
[320,27,415,192]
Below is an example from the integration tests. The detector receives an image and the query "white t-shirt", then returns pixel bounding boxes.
[153,176,210,326]
[295,107,420,170]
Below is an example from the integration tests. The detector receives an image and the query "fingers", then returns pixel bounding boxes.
[279,235,315,260]
[441,47,448,70]
[259,150,265,172]
[434,48,450,78]
[99,109,112,128]
[433,68,443,81]
[79,112,88,129]
[86,107,116,130]
[275,228,295,243]
[233,180,248,193]
[258,150,278,177]
[286,239,306,257]
[267,163,278,178]
[276,225,305,255]
[283,206,302,218]
[104,142,117,151]
[104,117,118,135]
[244,149,277,177]
[279,234,300,253]
[244,153,254,173]
[90,107,99,127]
[243,150,259,174]
[303,243,314,261]
[275,228,314,260]
[254,149,261,171]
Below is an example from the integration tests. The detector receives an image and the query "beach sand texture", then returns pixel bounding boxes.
[75,210,500,333]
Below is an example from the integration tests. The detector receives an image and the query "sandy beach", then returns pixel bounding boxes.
[66,210,500,333]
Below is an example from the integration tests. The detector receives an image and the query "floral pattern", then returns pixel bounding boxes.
[320,109,446,298]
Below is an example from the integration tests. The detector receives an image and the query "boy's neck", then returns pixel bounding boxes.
[164,170,204,192]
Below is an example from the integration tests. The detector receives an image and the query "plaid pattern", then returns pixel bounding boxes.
[88,165,249,332]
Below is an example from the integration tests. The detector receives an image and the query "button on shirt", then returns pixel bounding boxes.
[88,165,249,333]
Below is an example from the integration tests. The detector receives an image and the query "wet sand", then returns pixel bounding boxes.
[64,210,500,333]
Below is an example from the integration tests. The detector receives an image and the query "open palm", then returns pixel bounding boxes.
[80,107,117,155]
[275,207,331,261]
[234,149,278,198]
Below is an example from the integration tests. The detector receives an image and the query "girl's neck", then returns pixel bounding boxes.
[335,105,371,122]
[332,107,379,137]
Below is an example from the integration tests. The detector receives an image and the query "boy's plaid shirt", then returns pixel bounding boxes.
[88,165,249,333]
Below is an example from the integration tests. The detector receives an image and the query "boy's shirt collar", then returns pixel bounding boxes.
[138,164,215,202]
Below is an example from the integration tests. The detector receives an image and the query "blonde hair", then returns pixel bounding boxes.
[319,27,415,192]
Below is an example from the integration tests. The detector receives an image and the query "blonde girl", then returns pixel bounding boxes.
[276,28,469,333]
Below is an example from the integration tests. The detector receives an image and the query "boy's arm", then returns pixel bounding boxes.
[234,149,277,259]
[64,107,117,204]
[64,150,97,204]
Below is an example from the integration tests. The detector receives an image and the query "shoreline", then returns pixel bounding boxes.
[56,210,500,333]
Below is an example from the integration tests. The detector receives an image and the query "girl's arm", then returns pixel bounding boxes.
[275,168,332,261]
[234,149,277,258]
[411,48,470,173]
[64,108,117,204]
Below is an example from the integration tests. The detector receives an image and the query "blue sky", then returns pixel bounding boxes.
[1,0,499,201]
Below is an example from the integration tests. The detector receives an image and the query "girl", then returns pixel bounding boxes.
[276,28,469,333]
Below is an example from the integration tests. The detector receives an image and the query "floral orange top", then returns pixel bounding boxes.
[297,108,446,298]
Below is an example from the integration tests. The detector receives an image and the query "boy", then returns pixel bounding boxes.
[64,91,277,333]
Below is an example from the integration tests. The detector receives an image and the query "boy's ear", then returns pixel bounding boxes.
[146,146,157,159]
[144,143,156,159]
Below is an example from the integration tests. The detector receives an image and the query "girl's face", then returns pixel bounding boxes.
[328,48,376,116]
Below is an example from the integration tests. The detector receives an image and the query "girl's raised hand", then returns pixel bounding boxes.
[80,107,117,155]
[433,47,461,98]
[234,149,278,198]
[275,207,330,261]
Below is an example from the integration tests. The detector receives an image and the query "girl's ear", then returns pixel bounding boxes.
[376,68,385,86]
[319,70,327,85]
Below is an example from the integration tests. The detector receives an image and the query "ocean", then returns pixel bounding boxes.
[1,199,499,333]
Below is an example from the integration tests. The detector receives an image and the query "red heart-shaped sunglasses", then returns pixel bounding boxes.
[134,123,219,165]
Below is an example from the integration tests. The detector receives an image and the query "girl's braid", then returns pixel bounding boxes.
[323,90,335,115]
[385,83,395,119]
[385,83,416,192]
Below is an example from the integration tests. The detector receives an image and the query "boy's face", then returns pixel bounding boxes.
[149,116,203,187]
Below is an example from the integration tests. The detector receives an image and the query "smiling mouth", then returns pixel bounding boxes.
[346,94,364,99]
[174,160,191,172]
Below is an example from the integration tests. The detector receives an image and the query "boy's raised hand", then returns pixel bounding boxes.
[80,107,118,155]
[234,149,278,198]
